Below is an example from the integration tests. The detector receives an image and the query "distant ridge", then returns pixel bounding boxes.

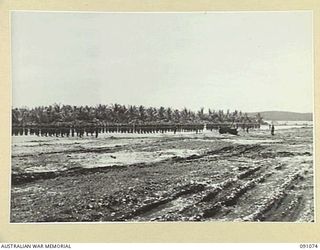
[248,111,313,121]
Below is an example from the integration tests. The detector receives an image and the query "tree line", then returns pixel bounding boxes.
[12,104,263,126]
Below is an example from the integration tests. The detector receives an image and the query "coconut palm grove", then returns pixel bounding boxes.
[11,104,264,137]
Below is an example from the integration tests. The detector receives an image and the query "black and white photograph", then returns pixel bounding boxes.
[10,11,314,223]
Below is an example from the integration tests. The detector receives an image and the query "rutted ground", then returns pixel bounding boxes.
[10,127,314,222]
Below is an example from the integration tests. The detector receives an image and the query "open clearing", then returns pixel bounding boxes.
[10,126,314,222]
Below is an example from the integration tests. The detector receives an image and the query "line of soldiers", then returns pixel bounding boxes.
[11,124,206,138]
[12,122,264,138]
[12,126,99,138]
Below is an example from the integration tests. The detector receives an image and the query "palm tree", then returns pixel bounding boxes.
[146,107,157,123]
[173,109,181,123]
[166,107,173,122]
[157,106,166,122]
[138,105,146,122]
[197,107,205,121]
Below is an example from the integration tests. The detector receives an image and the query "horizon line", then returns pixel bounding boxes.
[10,103,313,114]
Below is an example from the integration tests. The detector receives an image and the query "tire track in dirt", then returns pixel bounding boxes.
[190,173,270,221]
[241,171,302,221]
[129,178,236,221]
[127,165,266,221]
[226,154,313,222]
[259,165,313,222]
[117,182,206,221]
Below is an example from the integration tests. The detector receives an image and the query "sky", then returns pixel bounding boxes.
[11,11,313,113]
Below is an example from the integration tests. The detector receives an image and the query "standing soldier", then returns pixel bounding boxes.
[95,127,99,138]
[271,125,275,136]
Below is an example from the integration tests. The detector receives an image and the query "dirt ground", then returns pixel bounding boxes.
[10,126,314,222]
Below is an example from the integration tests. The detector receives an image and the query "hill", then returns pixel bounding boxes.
[249,111,313,121]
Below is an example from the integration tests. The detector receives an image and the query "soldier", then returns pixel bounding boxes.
[80,127,85,137]
[76,127,79,137]
[86,127,89,136]
[271,125,275,136]
[35,127,40,136]
[95,127,99,138]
